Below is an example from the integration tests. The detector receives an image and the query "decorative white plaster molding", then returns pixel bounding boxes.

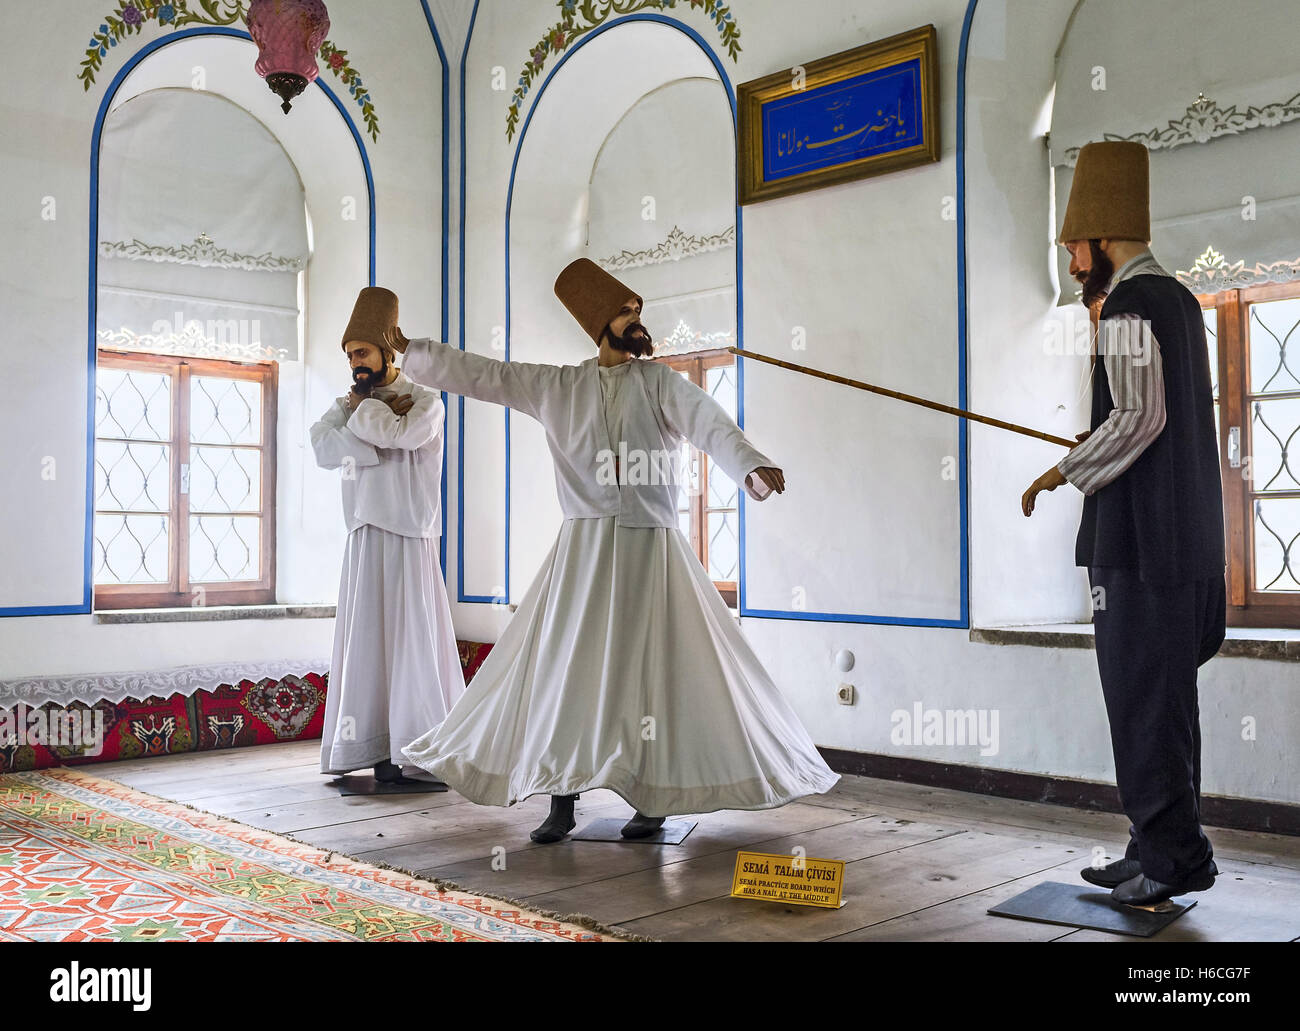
[1061,92,1300,166]
[599,224,735,271]
[97,324,289,363]
[1175,245,1300,293]
[98,231,305,272]
[653,319,735,357]
[0,658,329,710]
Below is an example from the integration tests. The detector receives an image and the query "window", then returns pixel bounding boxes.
[655,349,740,607]
[93,350,277,608]
[1199,283,1300,627]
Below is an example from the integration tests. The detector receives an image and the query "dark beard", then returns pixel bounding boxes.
[1078,239,1113,309]
[606,321,654,358]
[351,353,389,395]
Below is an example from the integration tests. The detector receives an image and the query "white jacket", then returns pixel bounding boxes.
[400,337,773,529]
[309,370,445,539]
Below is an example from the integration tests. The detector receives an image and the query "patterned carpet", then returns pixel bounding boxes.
[0,768,624,942]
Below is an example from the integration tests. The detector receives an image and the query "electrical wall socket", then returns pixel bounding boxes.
[836,683,855,705]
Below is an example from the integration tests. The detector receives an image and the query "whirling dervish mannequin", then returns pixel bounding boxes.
[396,258,839,841]
[309,287,465,787]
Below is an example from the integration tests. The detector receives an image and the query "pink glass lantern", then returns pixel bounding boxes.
[247,0,331,114]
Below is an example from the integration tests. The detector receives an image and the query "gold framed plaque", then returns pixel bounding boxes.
[737,24,940,205]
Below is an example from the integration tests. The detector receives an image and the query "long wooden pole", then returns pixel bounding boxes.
[727,347,1075,449]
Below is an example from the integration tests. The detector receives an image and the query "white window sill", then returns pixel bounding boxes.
[971,623,1300,662]
[94,604,336,625]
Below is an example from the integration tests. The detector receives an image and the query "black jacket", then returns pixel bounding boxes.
[1075,274,1226,583]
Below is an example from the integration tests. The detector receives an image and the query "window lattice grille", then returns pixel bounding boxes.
[1248,298,1300,592]
[94,368,172,584]
[93,361,270,593]
[705,364,739,581]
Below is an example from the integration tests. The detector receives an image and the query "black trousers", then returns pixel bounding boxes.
[1088,565,1226,884]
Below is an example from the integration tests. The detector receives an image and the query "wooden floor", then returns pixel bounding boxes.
[87,741,1300,942]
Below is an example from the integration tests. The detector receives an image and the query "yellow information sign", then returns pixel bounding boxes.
[730,851,846,909]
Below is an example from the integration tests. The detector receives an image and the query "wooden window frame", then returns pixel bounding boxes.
[94,349,278,609]
[1199,283,1300,628]
[655,348,739,608]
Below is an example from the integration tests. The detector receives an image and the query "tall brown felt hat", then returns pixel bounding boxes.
[341,286,399,359]
[1059,141,1151,243]
[554,258,641,345]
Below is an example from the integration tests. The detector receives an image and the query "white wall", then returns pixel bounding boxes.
[2,0,1294,808]
[967,0,1090,627]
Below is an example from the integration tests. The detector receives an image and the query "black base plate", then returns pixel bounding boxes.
[988,880,1197,937]
[328,775,449,796]
[569,817,698,844]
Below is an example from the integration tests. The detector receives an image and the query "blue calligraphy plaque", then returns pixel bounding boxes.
[762,57,924,181]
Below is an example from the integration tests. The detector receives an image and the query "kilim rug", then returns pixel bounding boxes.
[2,642,496,774]
[0,768,631,942]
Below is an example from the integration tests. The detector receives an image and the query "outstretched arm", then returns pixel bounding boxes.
[656,366,779,501]
[1023,315,1165,515]
[348,390,445,451]
[399,336,552,419]
[310,398,381,470]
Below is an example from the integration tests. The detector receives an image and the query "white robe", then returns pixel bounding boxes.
[399,340,839,816]
[309,371,465,775]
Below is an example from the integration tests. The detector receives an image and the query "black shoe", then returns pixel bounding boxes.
[1080,857,1142,888]
[620,812,666,839]
[1112,860,1218,906]
[530,794,578,844]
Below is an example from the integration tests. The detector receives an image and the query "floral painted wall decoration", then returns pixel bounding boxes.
[77,0,381,141]
[507,0,742,141]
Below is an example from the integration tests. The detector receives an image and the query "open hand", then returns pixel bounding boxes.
[1021,465,1066,516]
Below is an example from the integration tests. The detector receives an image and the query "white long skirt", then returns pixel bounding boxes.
[402,516,839,817]
[321,524,465,776]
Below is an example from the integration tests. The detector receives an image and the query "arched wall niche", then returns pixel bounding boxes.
[97,86,308,365]
[466,18,738,601]
[587,77,736,356]
[94,31,373,606]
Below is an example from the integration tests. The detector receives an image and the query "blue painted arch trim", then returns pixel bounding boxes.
[460,11,742,605]
[0,25,381,617]
[418,1,453,576]
[456,0,488,603]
